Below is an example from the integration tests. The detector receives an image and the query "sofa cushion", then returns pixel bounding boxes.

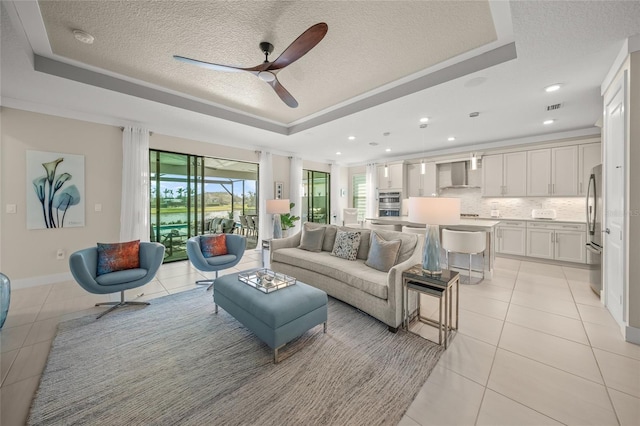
[272,249,388,300]
[200,234,227,257]
[367,229,418,264]
[96,240,140,276]
[302,222,338,252]
[341,227,371,260]
[365,232,401,272]
[331,230,361,261]
[299,225,325,252]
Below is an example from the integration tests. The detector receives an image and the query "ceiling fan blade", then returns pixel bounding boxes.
[173,55,262,74]
[268,23,328,71]
[268,77,298,108]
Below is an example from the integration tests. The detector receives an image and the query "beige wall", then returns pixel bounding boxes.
[1,108,336,286]
[1,108,122,282]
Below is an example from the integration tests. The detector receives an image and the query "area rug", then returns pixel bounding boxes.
[29,288,443,425]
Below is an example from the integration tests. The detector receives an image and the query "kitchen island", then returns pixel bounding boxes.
[365,216,500,276]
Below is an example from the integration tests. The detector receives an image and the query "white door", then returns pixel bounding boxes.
[603,76,626,326]
[388,164,404,189]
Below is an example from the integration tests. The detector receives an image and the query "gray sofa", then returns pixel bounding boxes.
[270,223,423,331]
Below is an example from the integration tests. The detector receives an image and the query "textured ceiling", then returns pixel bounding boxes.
[39,0,497,124]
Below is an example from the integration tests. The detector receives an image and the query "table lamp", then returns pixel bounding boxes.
[408,197,460,274]
[266,199,290,239]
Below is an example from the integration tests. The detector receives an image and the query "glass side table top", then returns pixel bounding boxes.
[403,264,459,287]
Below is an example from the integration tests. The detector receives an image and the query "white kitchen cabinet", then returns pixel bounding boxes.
[377,163,404,190]
[526,222,586,263]
[526,225,555,259]
[527,146,578,196]
[482,152,526,197]
[555,229,586,263]
[496,221,526,256]
[552,145,579,195]
[578,143,602,195]
[406,162,437,197]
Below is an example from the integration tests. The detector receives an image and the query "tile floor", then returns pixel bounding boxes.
[1,254,639,425]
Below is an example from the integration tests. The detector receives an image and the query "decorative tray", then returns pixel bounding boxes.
[238,269,296,293]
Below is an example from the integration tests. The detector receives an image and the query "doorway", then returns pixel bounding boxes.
[302,170,330,224]
[150,150,259,262]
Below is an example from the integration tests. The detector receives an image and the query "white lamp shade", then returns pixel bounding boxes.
[266,199,290,214]
[407,197,461,225]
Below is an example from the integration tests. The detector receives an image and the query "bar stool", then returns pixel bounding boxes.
[401,225,426,235]
[441,229,486,284]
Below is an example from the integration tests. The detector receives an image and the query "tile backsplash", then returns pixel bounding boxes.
[438,187,586,222]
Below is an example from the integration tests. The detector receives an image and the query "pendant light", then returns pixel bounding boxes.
[471,153,478,170]
[384,164,389,178]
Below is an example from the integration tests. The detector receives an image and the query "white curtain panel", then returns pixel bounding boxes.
[120,126,150,242]
[330,163,341,225]
[365,163,378,220]
[289,156,303,235]
[258,151,274,241]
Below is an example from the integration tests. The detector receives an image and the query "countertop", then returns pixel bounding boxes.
[464,216,587,224]
[366,216,500,229]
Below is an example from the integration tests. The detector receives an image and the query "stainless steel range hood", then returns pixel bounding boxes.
[439,161,480,189]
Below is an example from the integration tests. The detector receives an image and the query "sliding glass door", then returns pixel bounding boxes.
[150,150,259,262]
[302,170,330,224]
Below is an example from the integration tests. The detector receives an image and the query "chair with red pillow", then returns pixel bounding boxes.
[69,241,165,319]
[186,234,246,291]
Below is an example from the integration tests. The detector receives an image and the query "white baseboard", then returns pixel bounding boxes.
[11,272,73,290]
[625,325,640,345]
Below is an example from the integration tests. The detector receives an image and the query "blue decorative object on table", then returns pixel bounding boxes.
[0,273,10,329]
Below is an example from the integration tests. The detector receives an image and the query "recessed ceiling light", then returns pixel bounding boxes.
[348,136,355,140]
[369,142,379,146]
[73,29,94,44]
[385,148,391,152]
[419,117,429,123]
[543,119,555,125]
[336,151,341,155]
[448,137,456,141]
[545,84,561,93]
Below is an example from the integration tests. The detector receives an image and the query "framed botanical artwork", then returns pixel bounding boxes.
[275,181,284,199]
[26,150,85,229]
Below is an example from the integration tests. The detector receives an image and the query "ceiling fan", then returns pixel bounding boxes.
[174,23,328,108]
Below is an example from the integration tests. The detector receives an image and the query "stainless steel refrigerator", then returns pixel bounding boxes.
[586,164,603,295]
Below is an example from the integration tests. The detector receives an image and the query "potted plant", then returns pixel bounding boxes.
[280,202,300,236]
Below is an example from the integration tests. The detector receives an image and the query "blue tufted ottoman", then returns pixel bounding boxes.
[213,270,328,363]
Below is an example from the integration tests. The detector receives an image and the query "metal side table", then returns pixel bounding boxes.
[402,265,459,348]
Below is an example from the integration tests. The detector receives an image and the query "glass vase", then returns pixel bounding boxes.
[0,273,10,329]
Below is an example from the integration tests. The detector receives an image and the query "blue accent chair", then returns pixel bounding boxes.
[69,242,165,319]
[186,234,246,291]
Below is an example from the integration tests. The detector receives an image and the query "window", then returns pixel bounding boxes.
[352,174,366,221]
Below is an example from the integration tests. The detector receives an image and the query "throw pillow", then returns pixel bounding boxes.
[200,234,227,257]
[365,232,402,272]
[299,226,326,252]
[331,230,361,261]
[97,240,140,276]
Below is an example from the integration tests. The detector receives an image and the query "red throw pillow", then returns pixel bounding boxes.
[97,240,140,276]
[201,234,227,258]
